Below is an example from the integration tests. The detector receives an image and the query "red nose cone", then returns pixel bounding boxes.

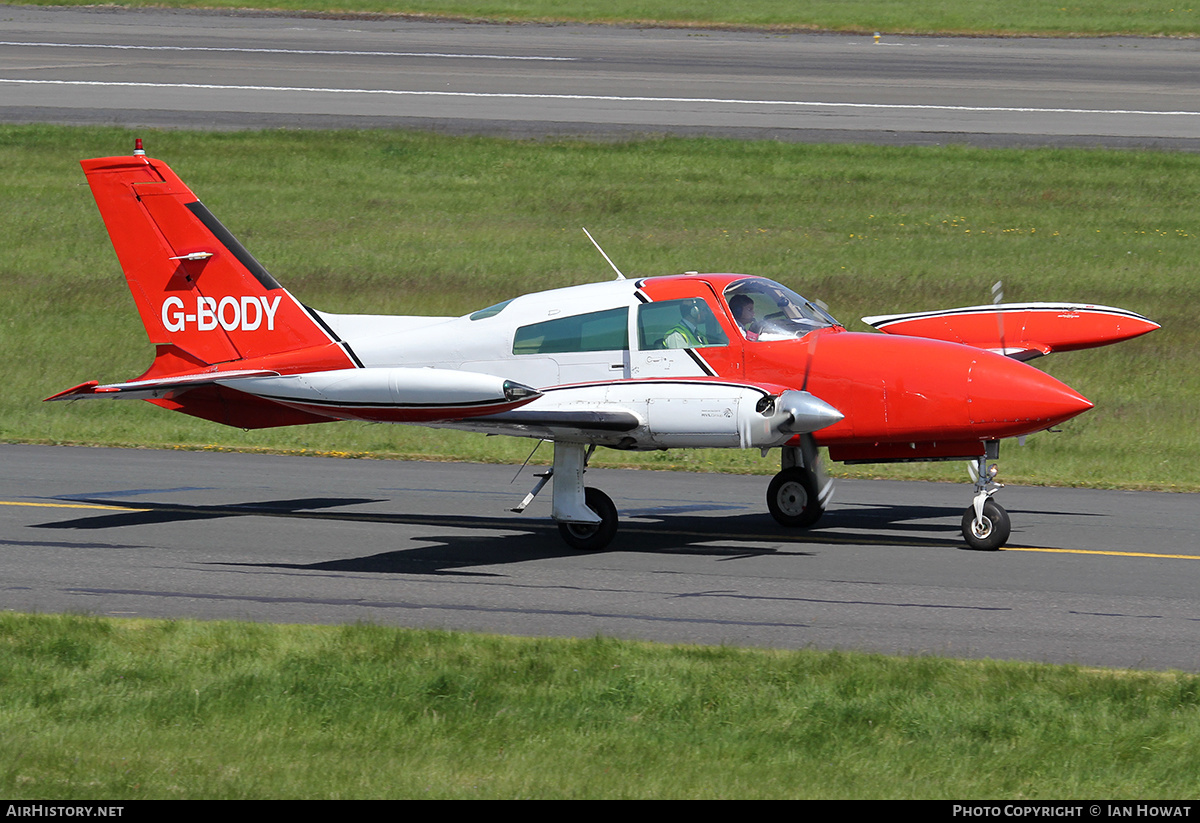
[968,353,1093,435]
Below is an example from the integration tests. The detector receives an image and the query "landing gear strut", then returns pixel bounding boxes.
[962,447,1010,551]
[513,442,619,551]
[767,435,833,529]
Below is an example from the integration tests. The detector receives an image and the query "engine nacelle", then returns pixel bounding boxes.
[556,382,842,449]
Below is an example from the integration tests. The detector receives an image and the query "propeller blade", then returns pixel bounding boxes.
[992,279,1007,354]
[800,329,819,392]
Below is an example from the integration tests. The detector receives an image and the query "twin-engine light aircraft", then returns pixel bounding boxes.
[49,144,1160,551]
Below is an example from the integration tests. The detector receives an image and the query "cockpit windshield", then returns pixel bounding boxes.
[722,278,839,341]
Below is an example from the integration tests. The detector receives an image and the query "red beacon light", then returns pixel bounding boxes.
[133,138,145,156]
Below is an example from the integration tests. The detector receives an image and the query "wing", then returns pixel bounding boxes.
[862,302,1159,360]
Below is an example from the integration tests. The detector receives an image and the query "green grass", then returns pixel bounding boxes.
[9,0,1200,37]
[2,125,1195,489]
[3,612,1199,799]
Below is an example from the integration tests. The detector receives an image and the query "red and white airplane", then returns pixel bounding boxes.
[48,143,1160,551]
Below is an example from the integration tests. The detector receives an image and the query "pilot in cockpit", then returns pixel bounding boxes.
[723,278,839,341]
[729,293,760,341]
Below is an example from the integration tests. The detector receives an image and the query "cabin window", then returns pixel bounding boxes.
[470,299,514,320]
[513,307,629,355]
[637,299,730,350]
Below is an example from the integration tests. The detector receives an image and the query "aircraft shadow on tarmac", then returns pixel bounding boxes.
[29,494,1016,576]
[34,497,388,529]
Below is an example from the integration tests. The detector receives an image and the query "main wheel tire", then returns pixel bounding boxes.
[557,487,618,551]
[961,499,1011,551]
[767,467,823,528]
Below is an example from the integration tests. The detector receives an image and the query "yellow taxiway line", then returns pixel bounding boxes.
[0,500,148,512]
[1004,546,1200,560]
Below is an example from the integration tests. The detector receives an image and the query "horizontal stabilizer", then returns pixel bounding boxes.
[862,302,1159,360]
[45,370,281,402]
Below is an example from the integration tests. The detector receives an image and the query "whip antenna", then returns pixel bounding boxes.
[582,227,625,280]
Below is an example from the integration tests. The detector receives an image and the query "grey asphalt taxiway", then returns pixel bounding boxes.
[3,445,1198,671]
[2,6,1199,148]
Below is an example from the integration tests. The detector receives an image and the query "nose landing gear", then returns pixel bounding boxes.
[963,452,1010,550]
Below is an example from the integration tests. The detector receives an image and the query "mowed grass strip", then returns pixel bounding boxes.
[2,125,1194,488]
[2,612,1200,799]
[14,0,1200,37]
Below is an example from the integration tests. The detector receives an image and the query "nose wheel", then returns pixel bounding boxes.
[962,498,1010,551]
[962,454,1010,550]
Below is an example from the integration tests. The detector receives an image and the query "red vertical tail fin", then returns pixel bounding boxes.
[82,149,349,374]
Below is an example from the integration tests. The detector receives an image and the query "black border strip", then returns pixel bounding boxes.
[250,394,513,410]
[539,378,769,398]
[300,304,365,367]
[871,304,1152,326]
[185,200,282,291]
[474,410,640,431]
[684,348,717,376]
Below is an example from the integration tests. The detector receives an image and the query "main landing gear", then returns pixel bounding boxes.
[763,436,1014,551]
[558,487,618,551]
[518,438,1011,552]
[766,436,834,530]
[963,451,1010,551]
[512,442,619,551]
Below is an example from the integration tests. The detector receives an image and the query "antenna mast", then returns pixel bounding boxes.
[582,227,626,280]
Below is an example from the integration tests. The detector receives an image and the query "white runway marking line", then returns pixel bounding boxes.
[2,78,1196,118]
[0,40,575,61]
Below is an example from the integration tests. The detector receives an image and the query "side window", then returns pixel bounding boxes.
[637,299,730,350]
[470,299,513,320]
[513,307,629,355]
